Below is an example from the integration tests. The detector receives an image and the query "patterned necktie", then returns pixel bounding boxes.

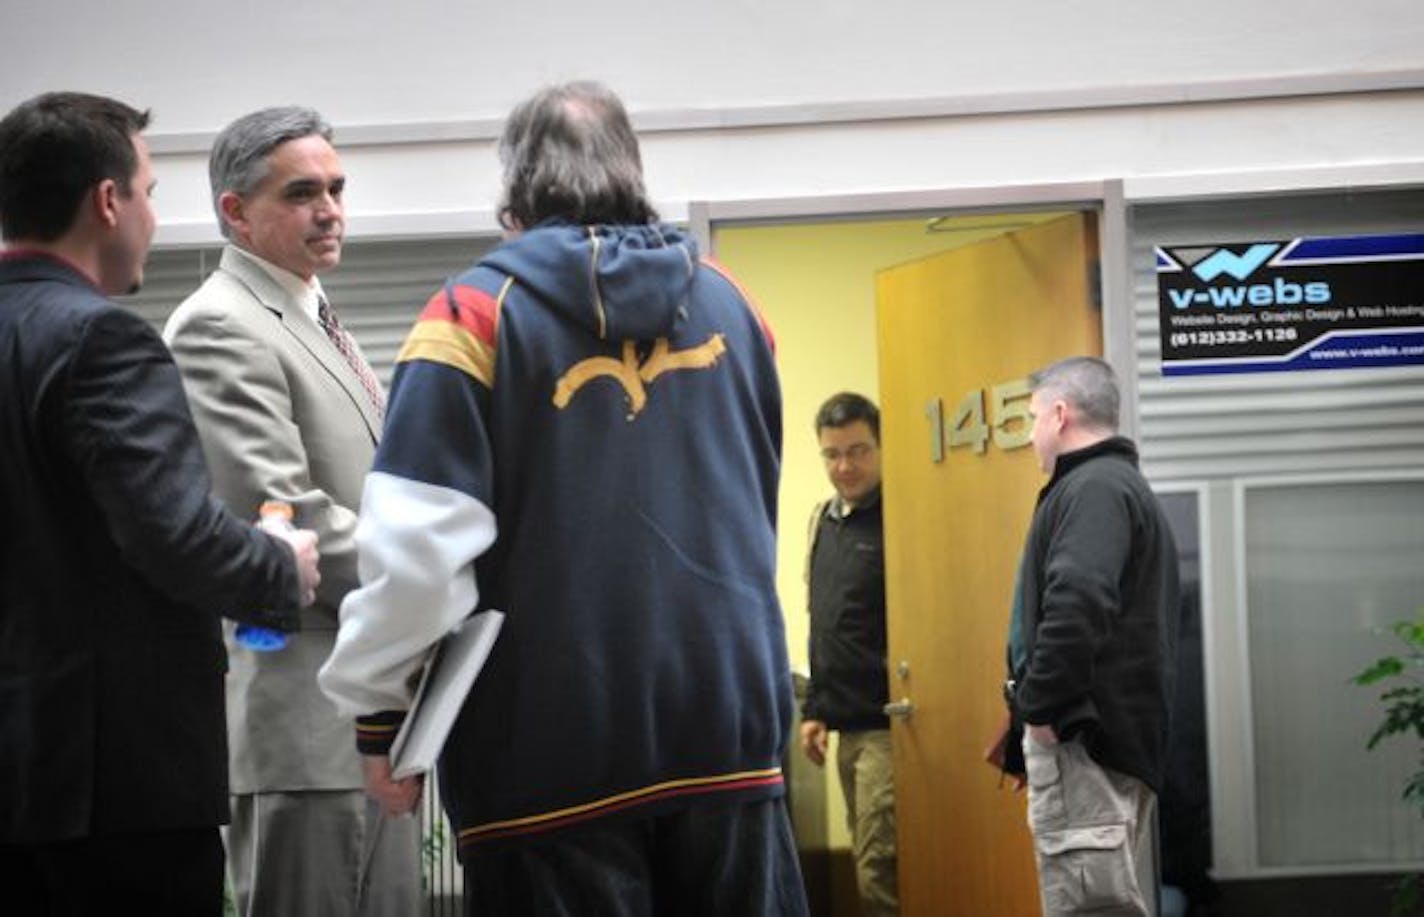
[317,296,386,422]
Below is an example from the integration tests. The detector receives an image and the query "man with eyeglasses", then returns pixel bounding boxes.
[800,392,900,916]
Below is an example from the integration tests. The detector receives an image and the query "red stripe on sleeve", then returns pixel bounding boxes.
[416,283,500,348]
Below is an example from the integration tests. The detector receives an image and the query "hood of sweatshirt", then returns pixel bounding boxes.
[481,222,699,341]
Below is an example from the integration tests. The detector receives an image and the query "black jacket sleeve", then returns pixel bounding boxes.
[1014,476,1132,731]
[61,306,300,628]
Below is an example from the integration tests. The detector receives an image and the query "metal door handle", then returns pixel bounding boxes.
[883,698,914,718]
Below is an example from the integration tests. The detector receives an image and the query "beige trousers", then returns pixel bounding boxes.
[836,729,900,917]
[1023,734,1158,917]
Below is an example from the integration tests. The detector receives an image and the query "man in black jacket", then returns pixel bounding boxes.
[1010,356,1179,917]
[0,92,320,917]
[800,392,899,916]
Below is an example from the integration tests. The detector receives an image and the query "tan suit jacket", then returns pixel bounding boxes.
[165,244,381,792]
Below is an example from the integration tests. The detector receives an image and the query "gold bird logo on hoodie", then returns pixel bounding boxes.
[553,334,727,419]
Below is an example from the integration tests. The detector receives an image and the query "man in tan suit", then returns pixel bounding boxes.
[164,107,419,916]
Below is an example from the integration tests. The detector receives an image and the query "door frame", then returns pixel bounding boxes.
[699,185,1116,914]
[691,181,1138,440]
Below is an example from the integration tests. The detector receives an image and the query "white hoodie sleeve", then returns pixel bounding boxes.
[318,470,497,719]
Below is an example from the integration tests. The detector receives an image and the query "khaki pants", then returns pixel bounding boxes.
[1023,734,1158,917]
[836,729,900,917]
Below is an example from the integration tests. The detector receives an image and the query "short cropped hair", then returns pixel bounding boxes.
[0,92,150,242]
[209,106,332,239]
[1029,355,1120,431]
[497,81,658,230]
[815,392,880,442]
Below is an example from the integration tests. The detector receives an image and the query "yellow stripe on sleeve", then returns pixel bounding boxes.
[396,319,495,388]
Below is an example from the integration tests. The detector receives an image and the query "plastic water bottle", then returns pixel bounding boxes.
[234,500,297,652]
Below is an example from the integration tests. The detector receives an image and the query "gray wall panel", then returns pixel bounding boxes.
[1131,190,1424,482]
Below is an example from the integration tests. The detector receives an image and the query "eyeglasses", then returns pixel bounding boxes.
[820,443,875,464]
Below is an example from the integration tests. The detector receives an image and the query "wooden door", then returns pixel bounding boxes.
[875,212,1101,915]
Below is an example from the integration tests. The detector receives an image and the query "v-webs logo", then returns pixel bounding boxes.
[1190,244,1278,281]
[1169,244,1331,309]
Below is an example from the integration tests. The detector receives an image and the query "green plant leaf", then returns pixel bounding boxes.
[1395,618,1424,644]
[1357,656,1407,685]
[1359,612,1424,881]
[1390,873,1421,917]
[1367,697,1424,748]
[1403,772,1424,808]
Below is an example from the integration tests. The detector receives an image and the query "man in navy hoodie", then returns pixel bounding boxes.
[321,81,808,915]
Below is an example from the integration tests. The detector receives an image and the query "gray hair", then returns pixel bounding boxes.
[496,81,657,230]
[209,106,332,238]
[1030,356,1120,432]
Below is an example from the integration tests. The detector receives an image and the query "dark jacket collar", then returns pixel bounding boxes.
[1040,435,1138,500]
[830,484,883,520]
[0,249,101,292]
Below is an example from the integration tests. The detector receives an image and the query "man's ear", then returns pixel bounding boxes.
[1051,398,1070,432]
[93,179,120,229]
[218,190,246,237]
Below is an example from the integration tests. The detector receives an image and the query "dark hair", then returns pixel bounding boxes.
[209,106,333,239]
[815,392,880,442]
[0,92,150,242]
[1029,355,1120,431]
[496,81,658,230]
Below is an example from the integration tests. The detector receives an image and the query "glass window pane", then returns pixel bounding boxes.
[1158,492,1212,891]
[1246,481,1424,867]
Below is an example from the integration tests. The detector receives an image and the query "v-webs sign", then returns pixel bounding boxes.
[1155,232,1424,376]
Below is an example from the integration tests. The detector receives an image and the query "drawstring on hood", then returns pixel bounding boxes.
[482,222,697,341]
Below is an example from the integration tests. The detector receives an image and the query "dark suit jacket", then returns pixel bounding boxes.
[0,252,300,844]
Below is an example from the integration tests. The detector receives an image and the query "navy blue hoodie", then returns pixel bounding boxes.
[321,223,794,856]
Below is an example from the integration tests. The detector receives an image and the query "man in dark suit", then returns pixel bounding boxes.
[0,92,320,917]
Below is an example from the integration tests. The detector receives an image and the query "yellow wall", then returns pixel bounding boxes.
[711,217,978,849]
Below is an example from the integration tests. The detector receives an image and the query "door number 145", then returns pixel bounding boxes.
[924,378,1032,462]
